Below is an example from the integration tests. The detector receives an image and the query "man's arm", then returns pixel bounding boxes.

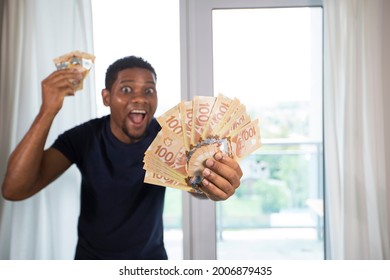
[1,68,83,201]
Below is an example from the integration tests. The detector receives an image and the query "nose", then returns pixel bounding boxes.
[129,91,148,104]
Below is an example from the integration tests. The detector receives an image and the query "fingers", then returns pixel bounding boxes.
[40,69,83,113]
[42,68,83,96]
[199,152,243,201]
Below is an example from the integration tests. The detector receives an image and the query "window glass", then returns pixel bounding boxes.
[92,0,182,259]
[212,7,324,259]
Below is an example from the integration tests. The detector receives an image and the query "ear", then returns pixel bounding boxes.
[102,89,110,106]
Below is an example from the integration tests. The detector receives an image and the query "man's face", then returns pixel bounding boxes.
[102,67,158,144]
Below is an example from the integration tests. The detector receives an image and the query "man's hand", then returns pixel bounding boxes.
[199,152,243,201]
[41,68,83,115]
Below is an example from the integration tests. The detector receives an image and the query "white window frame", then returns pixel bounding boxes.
[180,0,324,260]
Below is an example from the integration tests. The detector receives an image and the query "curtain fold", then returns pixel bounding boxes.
[0,0,95,259]
[324,0,390,259]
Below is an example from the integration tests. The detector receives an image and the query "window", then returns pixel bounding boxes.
[182,0,324,259]
[91,0,183,259]
[212,7,324,259]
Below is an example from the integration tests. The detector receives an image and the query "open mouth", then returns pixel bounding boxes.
[129,109,147,125]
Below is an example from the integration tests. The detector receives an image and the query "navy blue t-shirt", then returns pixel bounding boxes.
[52,116,167,260]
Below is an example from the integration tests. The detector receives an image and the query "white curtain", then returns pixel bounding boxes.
[0,0,95,259]
[324,0,390,259]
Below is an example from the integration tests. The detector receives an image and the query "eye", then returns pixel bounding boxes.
[121,86,132,93]
[145,88,155,96]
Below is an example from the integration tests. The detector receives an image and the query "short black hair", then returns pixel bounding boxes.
[104,55,157,91]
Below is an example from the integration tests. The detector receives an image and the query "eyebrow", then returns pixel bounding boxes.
[119,79,156,85]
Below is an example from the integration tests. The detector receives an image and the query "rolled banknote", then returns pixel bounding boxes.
[53,50,95,91]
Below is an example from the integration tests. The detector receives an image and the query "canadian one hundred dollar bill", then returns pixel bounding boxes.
[144,94,261,193]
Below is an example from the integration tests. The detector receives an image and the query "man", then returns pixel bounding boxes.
[1,56,243,259]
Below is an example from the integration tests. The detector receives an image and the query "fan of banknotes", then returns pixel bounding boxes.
[143,94,261,193]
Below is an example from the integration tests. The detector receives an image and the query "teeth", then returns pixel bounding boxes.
[131,110,146,114]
